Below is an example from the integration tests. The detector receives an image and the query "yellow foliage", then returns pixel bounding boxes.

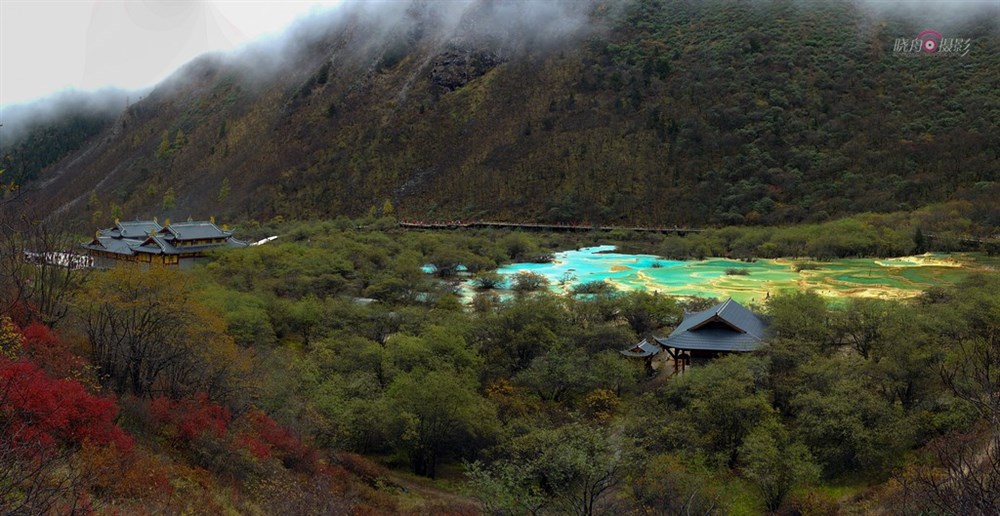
[583,388,620,423]
[0,315,23,359]
[76,265,253,399]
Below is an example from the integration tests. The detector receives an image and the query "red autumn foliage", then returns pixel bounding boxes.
[19,321,89,379]
[237,434,272,458]
[149,392,231,441]
[237,409,318,471]
[146,392,319,474]
[0,356,132,452]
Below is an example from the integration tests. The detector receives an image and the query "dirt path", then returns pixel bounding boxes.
[382,469,481,510]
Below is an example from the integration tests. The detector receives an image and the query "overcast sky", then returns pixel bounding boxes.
[0,0,343,108]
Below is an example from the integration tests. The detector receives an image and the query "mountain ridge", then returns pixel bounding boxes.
[12,0,1000,230]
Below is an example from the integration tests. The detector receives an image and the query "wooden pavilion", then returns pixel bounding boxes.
[619,338,662,376]
[651,298,767,374]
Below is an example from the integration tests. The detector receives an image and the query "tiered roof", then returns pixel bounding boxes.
[83,219,248,257]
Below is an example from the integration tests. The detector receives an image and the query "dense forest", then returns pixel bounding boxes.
[9,0,999,229]
[1,213,998,513]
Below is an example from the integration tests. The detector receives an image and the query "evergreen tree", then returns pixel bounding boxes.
[155,130,171,159]
[162,187,176,211]
[914,227,927,254]
[218,178,231,203]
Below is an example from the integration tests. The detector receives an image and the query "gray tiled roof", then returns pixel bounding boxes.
[620,338,662,358]
[133,235,179,254]
[84,236,136,255]
[114,220,162,238]
[160,222,231,240]
[655,327,762,352]
[654,298,767,353]
[82,219,247,257]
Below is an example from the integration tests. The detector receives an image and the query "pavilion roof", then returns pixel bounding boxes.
[654,298,766,353]
[620,338,661,358]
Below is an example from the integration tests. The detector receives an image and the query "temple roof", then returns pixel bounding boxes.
[620,338,661,358]
[90,236,136,256]
[159,221,233,240]
[108,220,162,239]
[82,219,247,257]
[654,298,766,353]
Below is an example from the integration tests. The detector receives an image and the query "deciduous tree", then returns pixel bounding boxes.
[75,265,249,402]
[385,370,497,478]
[738,417,819,511]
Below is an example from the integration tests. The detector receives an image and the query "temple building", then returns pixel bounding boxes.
[651,298,767,374]
[82,218,248,269]
[619,338,662,375]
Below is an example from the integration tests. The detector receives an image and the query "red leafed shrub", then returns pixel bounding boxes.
[0,357,132,452]
[237,409,318,472]
[149,392,231,441]
[79,442,175,503]
[19,321,89,380]
[237,434,272,458]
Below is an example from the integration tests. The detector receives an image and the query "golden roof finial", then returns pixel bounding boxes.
[210,215,215,225]
[164,217,171,226]
[114,217,120,225]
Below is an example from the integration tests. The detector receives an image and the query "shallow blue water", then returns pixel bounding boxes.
[464,245,968,302]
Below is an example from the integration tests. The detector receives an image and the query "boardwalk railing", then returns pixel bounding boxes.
[924,232,998,246]
[24,250,95,270]
[399,221,703,235]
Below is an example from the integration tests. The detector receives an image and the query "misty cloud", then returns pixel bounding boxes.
[0,88,134,148]
[855,0,1000,28]
[211,0,601,80]
[3,0,602,148]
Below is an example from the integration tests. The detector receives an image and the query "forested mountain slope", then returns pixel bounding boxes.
[17,0,1000,228]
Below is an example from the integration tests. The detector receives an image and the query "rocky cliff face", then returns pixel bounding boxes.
[430,46,507,91]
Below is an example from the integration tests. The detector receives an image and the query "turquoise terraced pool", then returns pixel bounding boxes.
[466,245,976,303]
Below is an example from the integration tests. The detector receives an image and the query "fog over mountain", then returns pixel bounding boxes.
[4,0,995,145]
[2,0,599,146]
[3,0,997,229]
[859,0,999,20]
[0,89,134,149]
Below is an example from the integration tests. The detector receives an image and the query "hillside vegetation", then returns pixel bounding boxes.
[13,0,999,229]
[2,219,998,513]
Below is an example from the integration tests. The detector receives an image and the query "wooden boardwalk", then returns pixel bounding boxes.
[399,221,703,235]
